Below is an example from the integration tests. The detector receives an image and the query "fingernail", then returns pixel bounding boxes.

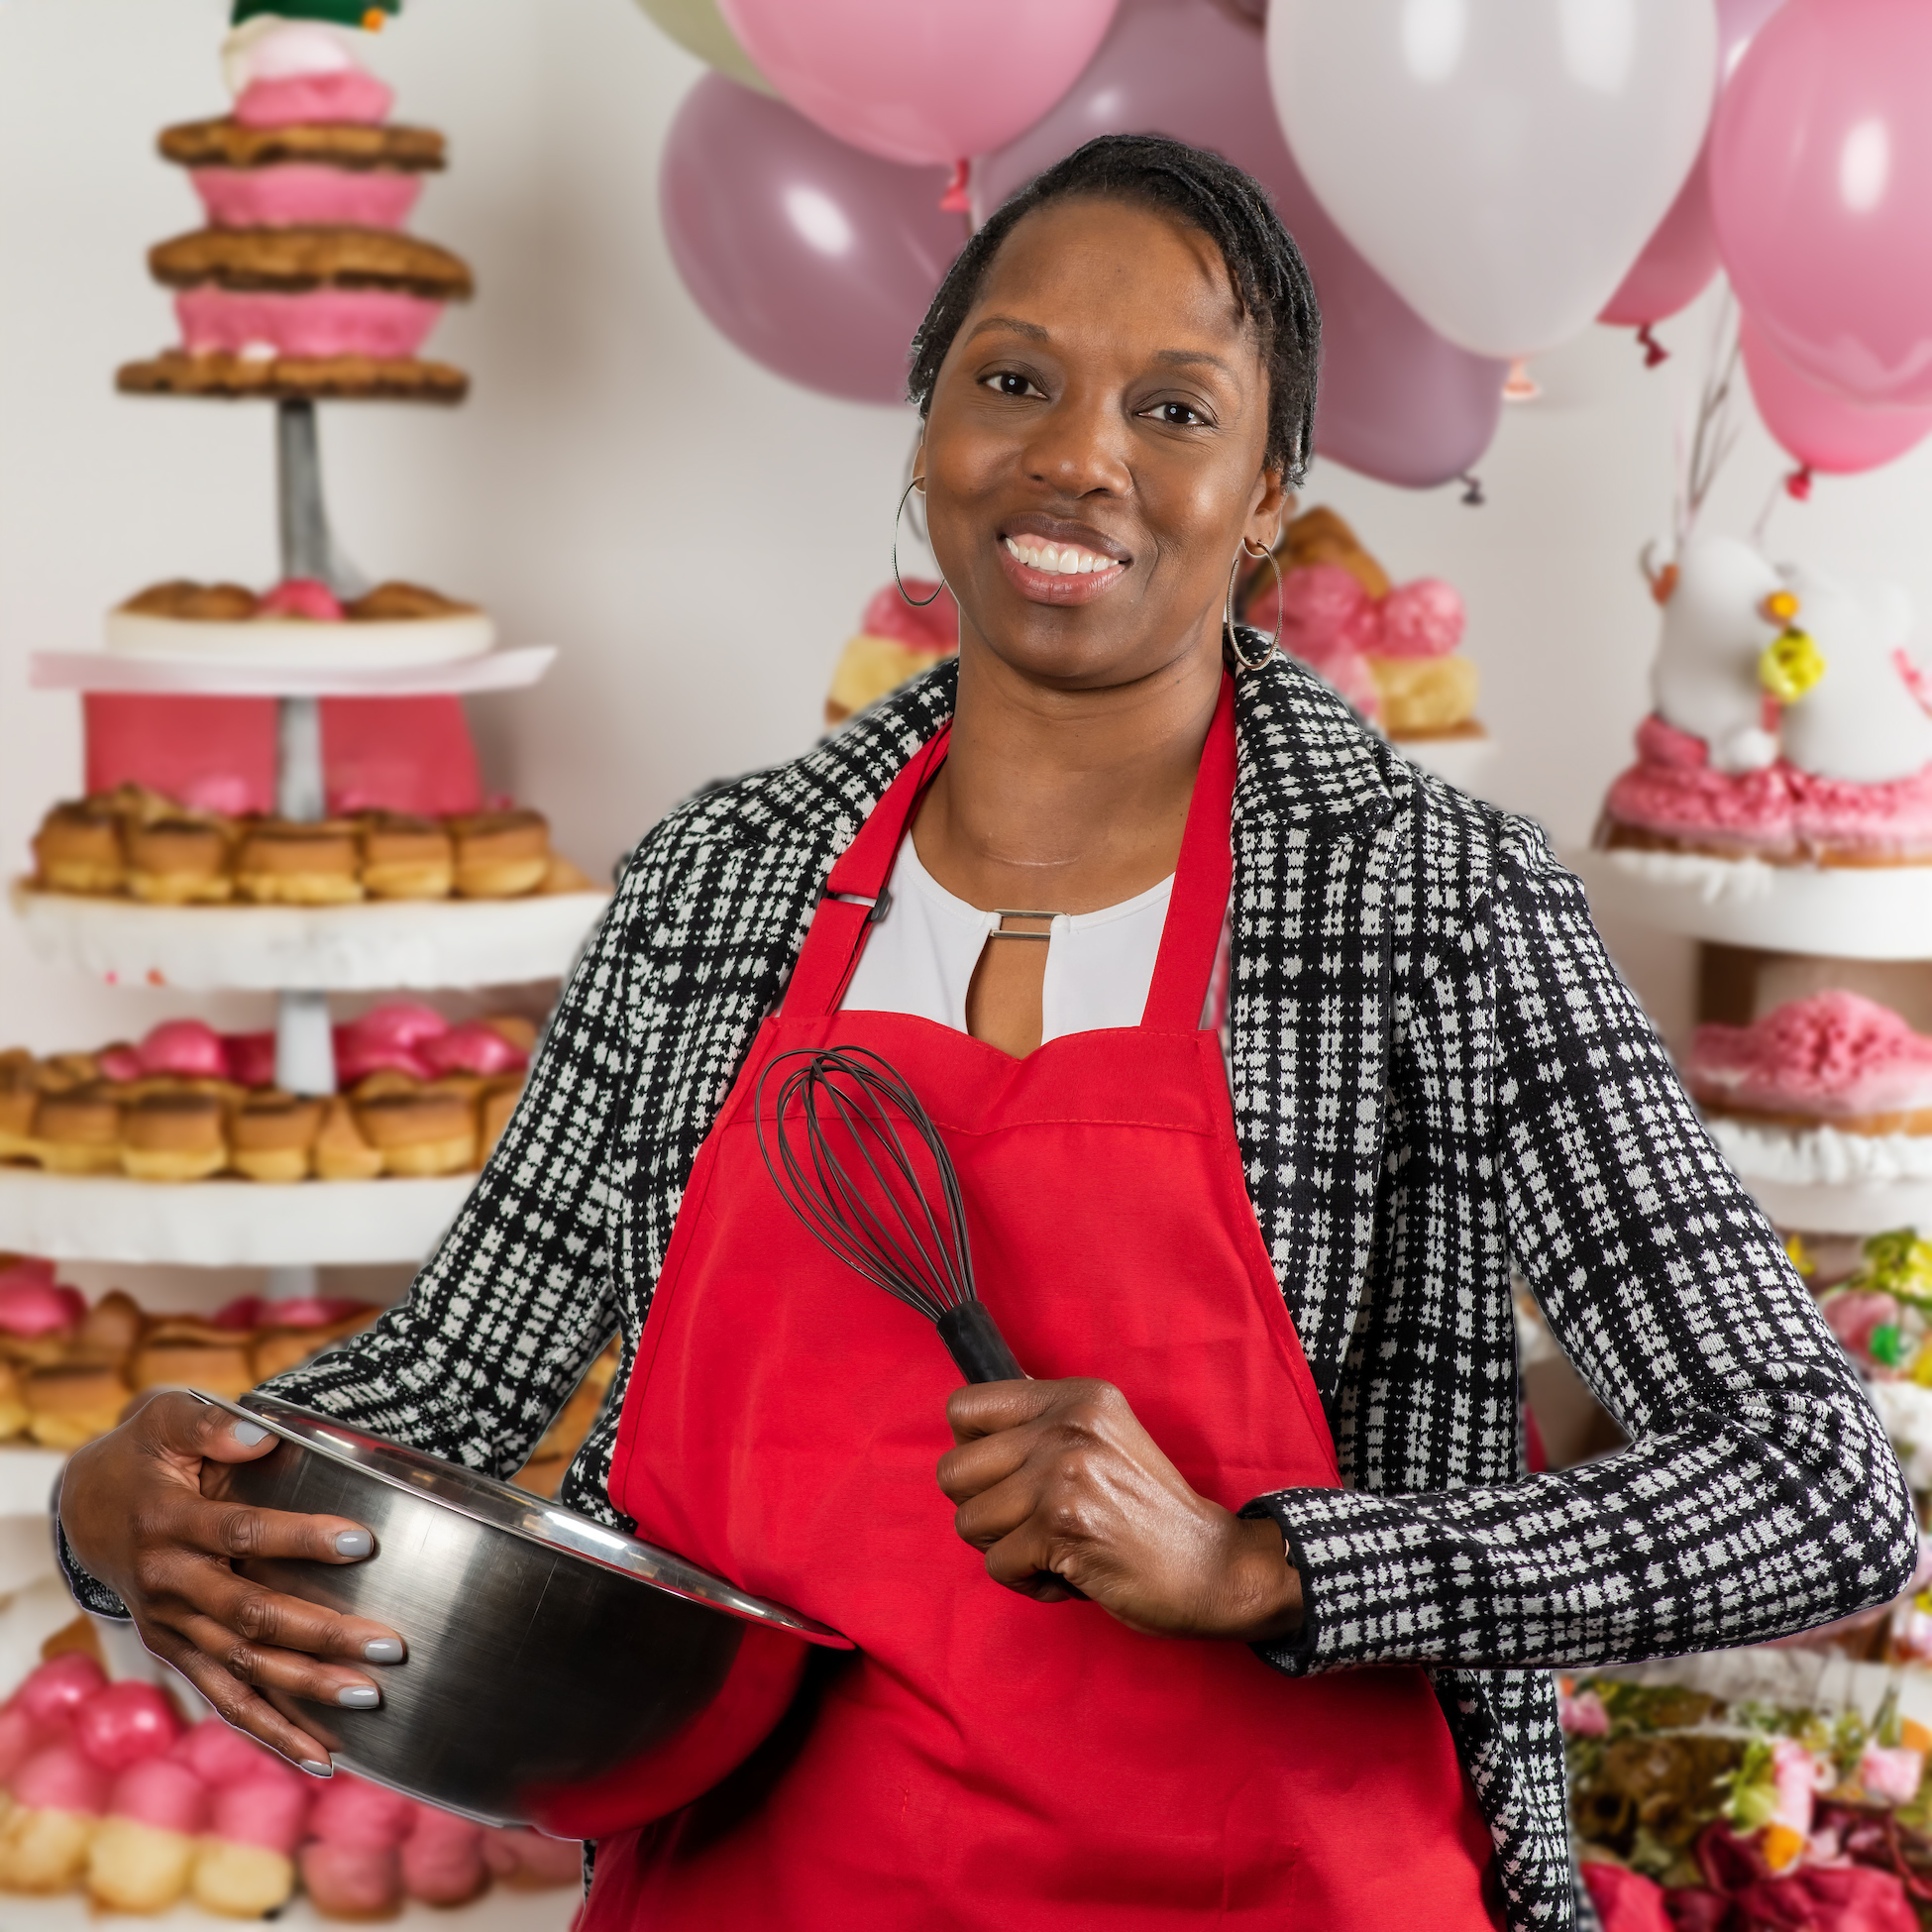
[336,1685,380,1710]
[362,1638,403,1664]
[230,1421,269,1447]
[299,1759,333,1778]
[333,1529,373,1558]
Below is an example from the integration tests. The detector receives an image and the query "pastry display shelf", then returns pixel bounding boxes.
[13,882,609,993]
[28,645,555,698]
[0,1170,475,1268]
[0,1889,577,1932]
[1394,730,1498,796]
[1567,845,1932,960]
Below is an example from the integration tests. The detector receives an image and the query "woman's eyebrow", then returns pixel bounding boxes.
[1151,347,1237,378]
[964,315,1051,345]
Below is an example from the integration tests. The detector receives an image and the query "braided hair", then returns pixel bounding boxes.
[908,134,1321,486]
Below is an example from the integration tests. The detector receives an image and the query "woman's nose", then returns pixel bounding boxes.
[1020,388,1131,496]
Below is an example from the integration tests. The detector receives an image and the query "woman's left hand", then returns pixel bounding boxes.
[937,1379,1303,1641]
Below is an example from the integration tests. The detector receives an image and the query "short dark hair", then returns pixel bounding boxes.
[908,133,1320,486]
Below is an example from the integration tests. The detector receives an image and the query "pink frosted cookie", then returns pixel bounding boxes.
[1688,991,1932,1132]
[0,1744,110,1892]
[400,1802,486,1905]
[10,1655,106,1727]
[191,163,422,232]
[175,286,447,362]
[1600,714,1798,859]
[73,1680,185,1772]
[86,1758,209,1913]
[192,1773,310,1917]
[235,68,394,129]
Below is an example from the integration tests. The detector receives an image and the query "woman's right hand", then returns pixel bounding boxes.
[58,1391,404,1775]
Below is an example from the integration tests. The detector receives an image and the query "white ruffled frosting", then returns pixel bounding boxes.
[220,17,363,98]
[1705,1114,1932,1185]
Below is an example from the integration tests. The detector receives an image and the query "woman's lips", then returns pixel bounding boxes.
[997,535,1129,605]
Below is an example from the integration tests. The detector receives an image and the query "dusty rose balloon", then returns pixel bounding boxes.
[1600,0,1785,328]
[660,76,965,405]
[1740,315,1932,475]
[717,0,1118,168]
[1714,0,1932,407]
[972,0,1504,488]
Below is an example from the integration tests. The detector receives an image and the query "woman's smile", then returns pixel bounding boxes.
[997,511,1132,604]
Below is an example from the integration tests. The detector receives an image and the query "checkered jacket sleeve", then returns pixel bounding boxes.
[1246,811,1918,1675]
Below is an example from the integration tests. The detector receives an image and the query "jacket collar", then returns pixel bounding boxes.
[691,637,1402,860]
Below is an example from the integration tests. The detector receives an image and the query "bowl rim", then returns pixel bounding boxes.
[196,1389,853,1650]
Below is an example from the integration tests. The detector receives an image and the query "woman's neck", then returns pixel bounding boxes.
[911,638,1225,916]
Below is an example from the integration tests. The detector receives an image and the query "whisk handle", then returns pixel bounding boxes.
[935,1301,1024,1384]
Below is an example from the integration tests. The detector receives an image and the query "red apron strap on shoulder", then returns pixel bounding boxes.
[781,725,952,1020]
[1141,673,1236,1031]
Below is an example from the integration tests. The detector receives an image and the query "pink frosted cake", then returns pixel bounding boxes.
[118,15,470,401]
[1597,535,1932,866]
[1687,992,1932,1134]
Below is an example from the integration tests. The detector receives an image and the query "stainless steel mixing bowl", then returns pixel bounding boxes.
[196,1391,850,1838]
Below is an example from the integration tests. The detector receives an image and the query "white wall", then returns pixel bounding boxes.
[9,0,1932,1064]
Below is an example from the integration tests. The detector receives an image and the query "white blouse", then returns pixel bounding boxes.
[841,835,1227,1039]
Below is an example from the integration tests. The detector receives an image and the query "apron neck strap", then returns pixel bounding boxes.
[1140,672,1236,1032]
[781,725,952,1020]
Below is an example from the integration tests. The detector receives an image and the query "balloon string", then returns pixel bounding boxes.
[1459,473,1485,506]
[939,159,971,216]
[1637,324,1669,369]
[1785,464,1814,502]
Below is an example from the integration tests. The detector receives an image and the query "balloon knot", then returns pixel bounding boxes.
[1637,323,1668,369]
[1459,473,1485,506]
[1785,464,1814,501]
[939,159,971,216]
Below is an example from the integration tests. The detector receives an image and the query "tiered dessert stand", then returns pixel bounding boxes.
[3,402,607,1273]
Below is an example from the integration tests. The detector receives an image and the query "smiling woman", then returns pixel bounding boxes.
[57,136,1918,1932]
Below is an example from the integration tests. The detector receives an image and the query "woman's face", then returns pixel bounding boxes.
[922,195,1288,693]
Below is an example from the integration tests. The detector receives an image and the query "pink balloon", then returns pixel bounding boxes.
[972,0,1504,488]
[660,76,965,406]
[717,0,1118,168]
[1740,315,1932,475]
[1713,0,1932,407]
[1600,0,1785,328]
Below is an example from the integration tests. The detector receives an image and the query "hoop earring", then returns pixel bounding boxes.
[893,477,946,608]
[1226,537,1282,671]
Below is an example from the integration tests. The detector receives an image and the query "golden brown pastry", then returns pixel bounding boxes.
[45,1053,102,1086]
[354,1090,476,1176]
[33,1088,123,1176]
[0,1360,31,1441]
[359,814,453,900]
[344,582,478,621]
[159,116,447,172]
[120,1093,227,1182]
[129,1336,255,1399]
[230,1094,324,1184]
[69,1291,144,1368]
[313,1096,383,1182]
[539,855,599,895]
[0,1072,41,1164]
[149,226,474,300]
[1365,656,1481,738]
[126,819,232,905]
[117,349,470,404]
[350,1069,422,1102]
[32,804,126,896]
[481,1015,539,1054]
[449,809,550,899]
[25,1363,132,1449]
[1278,505,1391,599]
[120,581,260,620]
[251,1307,379,1383]
[233,821,364,906]
[480,1079,522,1162]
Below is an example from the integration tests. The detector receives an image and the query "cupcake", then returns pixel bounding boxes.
[85,1758,208,1913]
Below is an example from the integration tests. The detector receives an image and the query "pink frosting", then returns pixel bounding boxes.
[482,1827,583,1887]
[172,1718,291,1790]
[213,1775,311,1855]
[0,1707,45,1783]
[420,1021,527,1078]
[137,1019,229,1081]
[12,1656,106,1726]
[13,1744,111,1816]
[234,69,393,129]
[401,1805,484,1904]
[334,1004,448,1084]
[300,1841,401,1915]
[1248,565,1384,719]
[1604,712,1932,859]
[75,1682,185,1772]
[191,165,422,233]
[224,1030,278,1089]
[259,579,345,623]
[210,1295,369,1333]
[858,582,959,654]
[1376,579,1465,659]
[309,1773,416,1849]
[1688,991,1932,1119]
[0,1270,85,1339]
[1825,1289,1903,1365]
[175,286,445,361]
[110,1758,208,1834]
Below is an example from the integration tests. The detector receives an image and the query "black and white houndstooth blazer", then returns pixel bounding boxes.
[63,646,1917,1928]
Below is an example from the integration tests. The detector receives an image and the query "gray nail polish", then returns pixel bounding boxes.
[333,1529,373,1559]
[299,1759,334,1778]
[363,1638,404,1664]
[230,1421,269,1447]
[336,1685,380,1710]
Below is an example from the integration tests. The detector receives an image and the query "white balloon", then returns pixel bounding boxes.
[1267,0,1718,359]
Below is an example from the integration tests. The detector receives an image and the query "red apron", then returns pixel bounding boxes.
[588,677,1496,1929]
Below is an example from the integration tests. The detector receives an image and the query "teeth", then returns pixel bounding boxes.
[1006,537,1115,576]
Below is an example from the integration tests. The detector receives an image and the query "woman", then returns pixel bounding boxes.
[60,136,1914,1930]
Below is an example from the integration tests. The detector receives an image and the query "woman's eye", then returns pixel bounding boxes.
[984,372,1043,399]
[1145,400,1208,427]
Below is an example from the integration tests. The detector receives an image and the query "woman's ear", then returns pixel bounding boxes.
[1246,468,1290,552]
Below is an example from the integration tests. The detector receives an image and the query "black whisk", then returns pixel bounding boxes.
[756,1045,1024,1384]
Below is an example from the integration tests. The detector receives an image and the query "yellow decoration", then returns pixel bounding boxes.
[363,8,385,26]
[1784,1234,1816,1279]
[1905,1719,1932,1755]
[1855,1228,1932,1306]
[1760,626,1826,702]
[1762,1823,1805,1872]
[1909,1345,1932,1387]
[1763,589,1802,624]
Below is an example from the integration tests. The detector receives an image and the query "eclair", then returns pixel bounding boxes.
[229,1093,324,1183]
[234,821,364,906]
[359,813,453,900]
[32,804,126,896]
[354,1090,476,1176]
[126,819,232,905]
[449,809,550,899]
[119,1092,227,1182]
